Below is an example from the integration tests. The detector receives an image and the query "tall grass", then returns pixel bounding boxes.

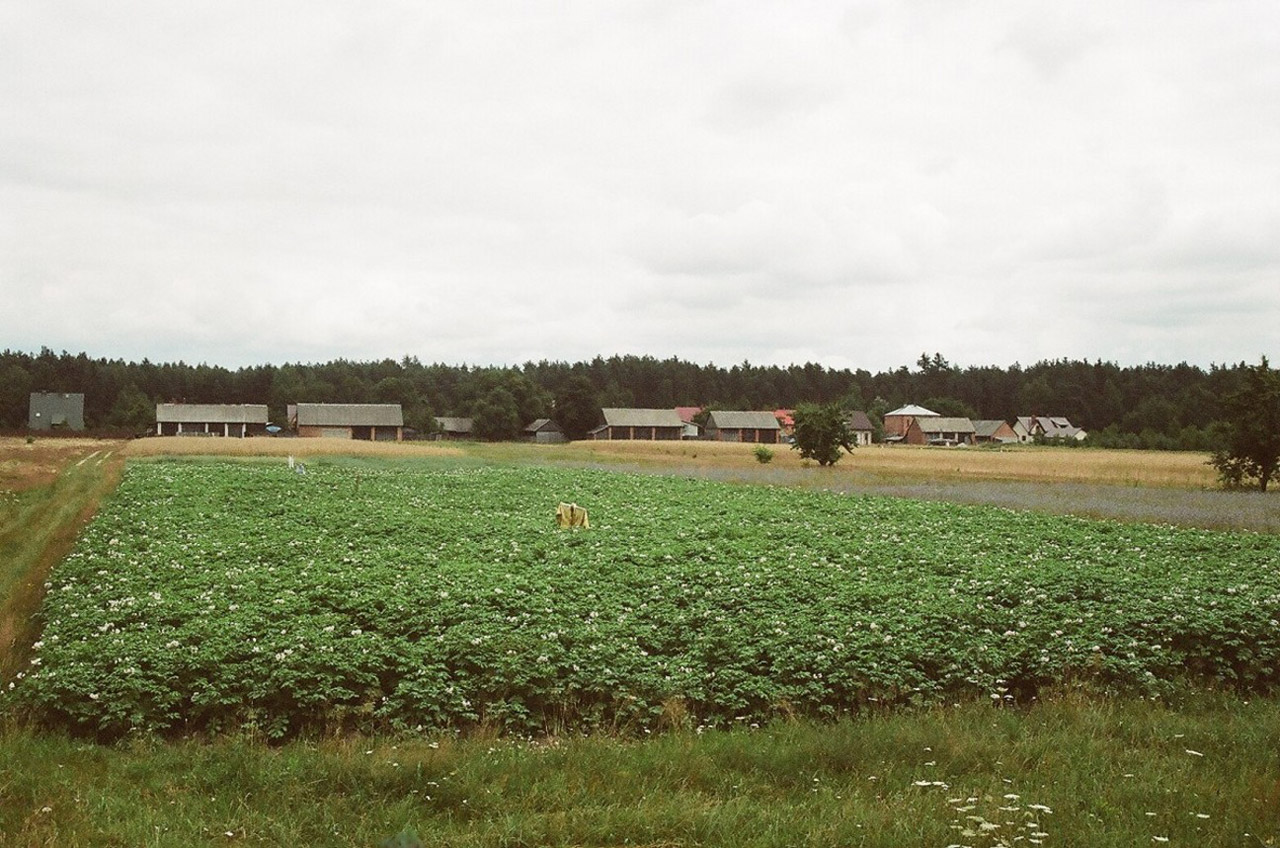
[2,693,1277,846]
[123,436,464,460]
[517,441,1223,489]
[122,438,1221,489]
[0,446,121,682]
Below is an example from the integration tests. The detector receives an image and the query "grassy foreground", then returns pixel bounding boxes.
[3,693,1278,847]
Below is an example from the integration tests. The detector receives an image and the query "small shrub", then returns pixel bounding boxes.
[753,444,774,464]
[378,827,423,848]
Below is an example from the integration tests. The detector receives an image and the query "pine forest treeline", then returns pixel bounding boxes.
[0,348,1257,450]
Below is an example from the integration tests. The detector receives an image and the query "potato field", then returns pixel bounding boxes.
[10,458,1280,739]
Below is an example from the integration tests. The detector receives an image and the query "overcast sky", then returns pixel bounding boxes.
[2,1,1277,373]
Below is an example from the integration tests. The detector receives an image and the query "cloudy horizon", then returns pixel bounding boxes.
[2,1,1277,373]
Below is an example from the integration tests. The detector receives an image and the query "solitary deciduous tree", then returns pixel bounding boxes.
[791,402,854,466]
[1209,356,1280,492]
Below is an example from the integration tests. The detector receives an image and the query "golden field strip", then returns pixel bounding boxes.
[471,438,1222,489]
[122,435,465,460]
[6,434,1231,490]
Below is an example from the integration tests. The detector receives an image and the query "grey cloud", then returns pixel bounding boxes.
[2,2,1277,373]
[997,11,1100,80]
[702,77,839,132]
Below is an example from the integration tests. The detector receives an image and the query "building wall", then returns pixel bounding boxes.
[905,421,974,445]
[298,425,352,439]
[296,424,402,440]
[157,420,259,437]
[595,425,682,441]
[883,414,914,437]
[976,422,1017,443]
[708,427,779,443]
[29,393,85,431]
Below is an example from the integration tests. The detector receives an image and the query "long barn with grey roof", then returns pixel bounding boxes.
[589,408,684,441]
[705,410,782,443]
[156,403,268,438]
[291,403,403,441]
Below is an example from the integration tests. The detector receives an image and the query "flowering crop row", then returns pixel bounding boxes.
[10,459,1280,738]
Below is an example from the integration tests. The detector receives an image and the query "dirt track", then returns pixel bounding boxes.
[0,439,125,680]
[0,437,125,492]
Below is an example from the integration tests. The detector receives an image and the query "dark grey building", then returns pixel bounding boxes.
[29,392,85,431]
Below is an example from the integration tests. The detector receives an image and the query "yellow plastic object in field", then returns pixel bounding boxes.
[555,502,589,529]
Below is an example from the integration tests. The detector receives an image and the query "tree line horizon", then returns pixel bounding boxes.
[1,347,1266,451]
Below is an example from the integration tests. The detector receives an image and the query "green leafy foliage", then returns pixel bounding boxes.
[791,403,854,466]
[1210,356,1280,491]
[471,387,522,441]
[10,460,1280,739]
[552,375,601,441]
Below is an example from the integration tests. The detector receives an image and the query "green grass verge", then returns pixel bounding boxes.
[2,692,1278,847]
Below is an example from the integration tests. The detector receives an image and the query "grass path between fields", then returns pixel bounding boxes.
[0,442,124,683]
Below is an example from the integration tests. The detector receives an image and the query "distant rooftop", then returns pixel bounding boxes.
[885,404,939,417]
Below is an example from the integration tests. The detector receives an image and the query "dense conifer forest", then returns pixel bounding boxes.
[0,347,1253,450]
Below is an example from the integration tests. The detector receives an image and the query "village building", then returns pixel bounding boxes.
[156,403,268,438]
[973,419,1018,444]
[882,404,940,441]
[523,418,566,444]
[589,408,685,441]
[675,406,703,440]
[432,417,474,440]
[774,409,795,436]
[704,410,782,443]
[904,416,976,446]
[1013,416,1088,443]
[848,410,875,446]
[29,392,85,431]
[292,403,403,441]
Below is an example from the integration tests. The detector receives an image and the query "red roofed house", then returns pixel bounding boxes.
[675,406,703,440]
